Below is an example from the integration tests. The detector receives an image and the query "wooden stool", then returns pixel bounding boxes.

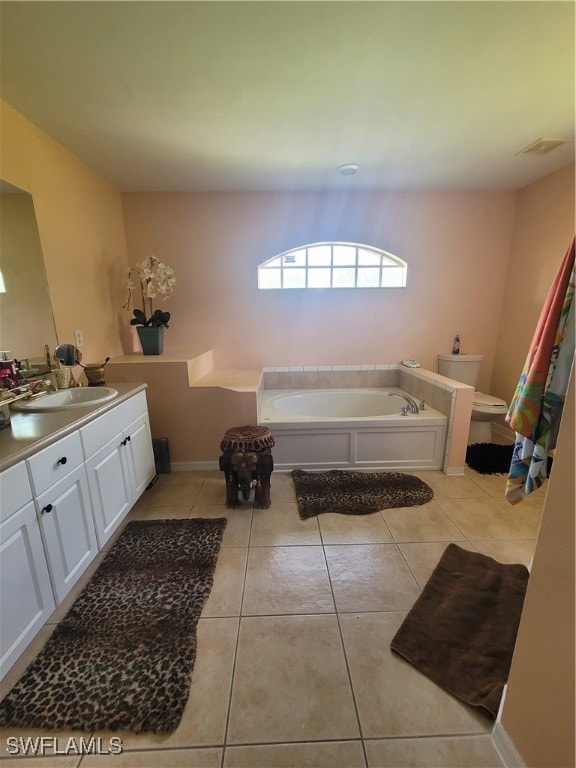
[219,425,275,509]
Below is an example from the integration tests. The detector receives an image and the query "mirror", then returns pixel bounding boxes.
[0,180,58,373]
[54,343,82,367]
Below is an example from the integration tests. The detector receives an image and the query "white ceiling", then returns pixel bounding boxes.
[1,1,574,192]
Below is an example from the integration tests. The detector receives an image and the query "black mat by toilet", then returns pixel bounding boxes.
[465,442,514,474]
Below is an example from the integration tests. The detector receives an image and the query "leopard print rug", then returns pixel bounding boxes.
[292,469,434,519]
[0,518,227,733]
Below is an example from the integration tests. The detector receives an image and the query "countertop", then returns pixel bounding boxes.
[0,382,147,472]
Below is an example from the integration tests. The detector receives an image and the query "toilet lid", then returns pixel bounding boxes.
[473,391,507,408]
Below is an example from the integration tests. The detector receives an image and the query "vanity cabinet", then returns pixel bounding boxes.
[26,431,97,604]
[81,392,155,548]
[0,386,155,680]
[0,462,55,680]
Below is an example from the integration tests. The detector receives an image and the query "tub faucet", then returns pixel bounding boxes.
[388,391,420,414]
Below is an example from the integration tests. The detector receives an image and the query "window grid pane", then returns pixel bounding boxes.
[258,242,406,289]
[358,249,381,266]
[333,267,356,287]
[308,245,332,267]
[333,245,356,266]
[357,267,380,287]
[308,267,331,288]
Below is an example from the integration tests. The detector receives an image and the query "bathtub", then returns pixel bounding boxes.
[259,388,447,471]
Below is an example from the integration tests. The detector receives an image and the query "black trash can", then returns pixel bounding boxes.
[153,437,171,474]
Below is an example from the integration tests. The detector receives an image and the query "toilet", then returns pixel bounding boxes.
[437,354,508,444]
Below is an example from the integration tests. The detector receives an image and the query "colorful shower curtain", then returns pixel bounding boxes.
[505,237,575,504]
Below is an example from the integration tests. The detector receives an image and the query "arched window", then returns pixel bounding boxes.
[258,242,407,289]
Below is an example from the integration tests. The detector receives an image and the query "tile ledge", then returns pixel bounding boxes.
[190,368,262,392]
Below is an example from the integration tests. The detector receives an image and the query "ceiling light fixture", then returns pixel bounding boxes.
[337,164,359,176]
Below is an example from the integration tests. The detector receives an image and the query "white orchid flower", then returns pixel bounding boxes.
[123,254,176,319]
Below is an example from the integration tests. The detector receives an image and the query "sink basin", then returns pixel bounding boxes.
[13,387,118,412]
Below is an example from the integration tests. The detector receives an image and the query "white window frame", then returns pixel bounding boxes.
[257,241,407,290]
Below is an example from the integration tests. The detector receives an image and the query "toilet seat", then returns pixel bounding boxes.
[472,391,508,415]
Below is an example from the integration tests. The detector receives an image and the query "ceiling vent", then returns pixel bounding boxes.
[517,137,569,155]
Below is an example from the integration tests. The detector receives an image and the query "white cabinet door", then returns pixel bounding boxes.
[0,501,55,680]
[85,435,132,548]
[36,465,97,604]
[124,413,155,502]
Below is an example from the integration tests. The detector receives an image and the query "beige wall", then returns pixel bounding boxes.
[491,163,575,403]
[0,100,129,365]
[121,190,516,392]
[500,367,574,767]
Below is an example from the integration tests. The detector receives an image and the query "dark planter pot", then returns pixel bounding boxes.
[137,326,165,355]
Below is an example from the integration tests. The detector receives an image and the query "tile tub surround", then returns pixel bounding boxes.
[259,389,447,471]
[259,365,473,474]
[0,466,538,767]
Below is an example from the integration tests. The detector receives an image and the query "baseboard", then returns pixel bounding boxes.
[491,686,526,768]
[492,721,526,768]
[171,461,220,472]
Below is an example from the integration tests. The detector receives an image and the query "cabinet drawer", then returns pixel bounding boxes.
[81,391,148,457]
[26,432,83,497]
[0,462,33,523]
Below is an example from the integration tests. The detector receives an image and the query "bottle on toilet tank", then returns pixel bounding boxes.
[452,335,460,355]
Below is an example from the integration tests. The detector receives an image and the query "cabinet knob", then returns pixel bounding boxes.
[121,439,126,447]
[42,503,53,514]
[125,435,131,442]
[57,456,68,466]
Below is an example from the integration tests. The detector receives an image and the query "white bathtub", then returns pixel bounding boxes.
[259,388,448,471]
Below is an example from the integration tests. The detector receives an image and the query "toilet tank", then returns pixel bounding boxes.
[438,354,483,387]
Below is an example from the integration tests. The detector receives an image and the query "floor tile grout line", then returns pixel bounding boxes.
[186,473,248,765]
[432,499,472,541]
[394,540,426,595]
[317,537,370,767]
[219,500,254,764]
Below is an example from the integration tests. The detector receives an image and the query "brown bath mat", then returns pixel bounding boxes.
[0,518,227,733]
[291,469,434,519]
[391,543,529,719]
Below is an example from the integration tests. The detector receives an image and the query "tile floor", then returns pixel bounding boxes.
[0,465,544,768]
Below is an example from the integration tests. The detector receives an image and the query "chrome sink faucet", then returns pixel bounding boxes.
[388,391,420,414]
